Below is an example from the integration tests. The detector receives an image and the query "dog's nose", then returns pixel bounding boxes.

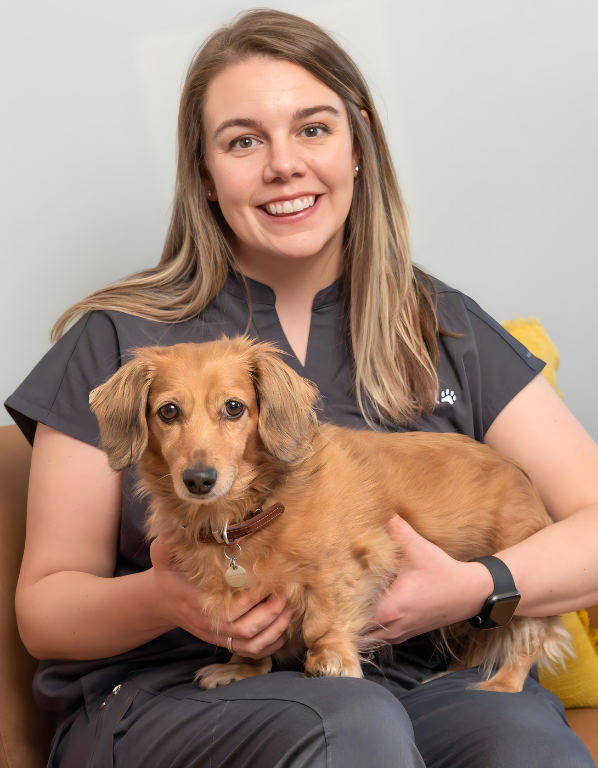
[182,466,218,495]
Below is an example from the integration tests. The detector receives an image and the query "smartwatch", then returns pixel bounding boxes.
[467,556,521,630]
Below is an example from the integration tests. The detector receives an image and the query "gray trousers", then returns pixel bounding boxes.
[50,646,595,768]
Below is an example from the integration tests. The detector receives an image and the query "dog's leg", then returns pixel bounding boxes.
[475,647,542,693]
[195,654,273,690]
[301,594,366,678]
[473,616,573,693]
[303,628,363,678]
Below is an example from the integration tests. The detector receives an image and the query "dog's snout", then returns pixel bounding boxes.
[183,466,218,495]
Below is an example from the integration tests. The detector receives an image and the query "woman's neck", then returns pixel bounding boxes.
[233,238,342,366]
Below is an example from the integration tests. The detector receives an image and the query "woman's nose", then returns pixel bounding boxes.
[263,137,307,183]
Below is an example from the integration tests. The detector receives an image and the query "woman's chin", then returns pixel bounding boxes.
[250,227,343,264]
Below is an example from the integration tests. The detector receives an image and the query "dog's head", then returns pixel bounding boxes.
[89,337,319,502]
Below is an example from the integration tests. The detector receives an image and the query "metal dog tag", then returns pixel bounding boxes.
[225,564,247,588]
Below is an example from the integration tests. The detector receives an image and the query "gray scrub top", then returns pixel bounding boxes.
[4,271,544,716]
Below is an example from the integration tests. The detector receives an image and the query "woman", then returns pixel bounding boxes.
[6,9,598,767]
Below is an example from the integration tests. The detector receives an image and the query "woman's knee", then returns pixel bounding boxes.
[471,706,593,768]
[302,676,425,767]
[407,686,594,768]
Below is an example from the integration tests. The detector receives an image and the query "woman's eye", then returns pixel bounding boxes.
[231,136,259,150]
[301,124,328,138]
[225,400,245,418]
[159,403,179,422]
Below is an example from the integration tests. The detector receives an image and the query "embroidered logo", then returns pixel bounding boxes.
[437,389,457,405]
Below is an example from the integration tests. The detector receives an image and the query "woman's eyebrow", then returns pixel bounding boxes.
[213,118,261,142]
[212,106,341,142]
[292,105,341,121]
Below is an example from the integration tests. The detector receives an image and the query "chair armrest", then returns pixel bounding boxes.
[0,425,53,768]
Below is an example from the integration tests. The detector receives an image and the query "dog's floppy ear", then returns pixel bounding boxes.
[89,355,156,472]
[250,343,319,463]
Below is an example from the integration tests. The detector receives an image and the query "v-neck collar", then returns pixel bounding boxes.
[221,269,342,371]
[222,269,340,311]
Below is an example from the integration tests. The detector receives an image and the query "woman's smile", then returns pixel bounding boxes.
[257,193,322,224]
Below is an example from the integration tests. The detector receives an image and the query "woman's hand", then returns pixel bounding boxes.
[368,517,494,644]
[147,534,291,659]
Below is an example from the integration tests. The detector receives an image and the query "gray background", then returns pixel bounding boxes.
[1,1,596,439]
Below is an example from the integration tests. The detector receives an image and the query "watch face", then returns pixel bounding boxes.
[488,593,521,627]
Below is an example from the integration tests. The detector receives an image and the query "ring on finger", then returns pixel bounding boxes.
[227,636,234,653]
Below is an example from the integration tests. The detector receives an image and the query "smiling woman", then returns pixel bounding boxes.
[5,7,598,768]
[50,10,440,427]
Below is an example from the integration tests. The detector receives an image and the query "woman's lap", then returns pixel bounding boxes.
[380,667,594,768]
[51,658,594,768]
[52,663,421,768]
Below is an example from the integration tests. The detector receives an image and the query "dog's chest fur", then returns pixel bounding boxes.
[143,428,402,631]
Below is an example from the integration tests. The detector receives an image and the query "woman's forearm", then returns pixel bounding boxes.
[496,505,598,616]
[16,568,174,660]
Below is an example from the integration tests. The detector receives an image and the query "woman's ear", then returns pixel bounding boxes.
[353,110,370,175]
[89,354,156,472]
[250,343,319,463]
[202,171,218,201]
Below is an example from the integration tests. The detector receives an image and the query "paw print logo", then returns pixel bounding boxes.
[438,389,457,405]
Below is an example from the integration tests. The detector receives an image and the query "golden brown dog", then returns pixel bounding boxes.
[90,337,570,692]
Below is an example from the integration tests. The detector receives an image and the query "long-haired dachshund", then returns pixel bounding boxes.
[90,337,570,691]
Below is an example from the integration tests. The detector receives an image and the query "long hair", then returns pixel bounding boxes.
[52,9,441,427]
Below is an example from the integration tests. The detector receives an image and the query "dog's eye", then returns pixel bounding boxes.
[158,403,179,422]
[225,400,244,418]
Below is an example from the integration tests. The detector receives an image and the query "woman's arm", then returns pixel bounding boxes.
[369,373,598,642]
[485,372,598,615]
[16,424,290,661]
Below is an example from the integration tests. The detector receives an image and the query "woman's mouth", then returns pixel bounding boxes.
[257,195,324,225]
[261,195,318,217]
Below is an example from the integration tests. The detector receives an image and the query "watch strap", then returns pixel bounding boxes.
[467,555,520,629]
[469,555,517,596]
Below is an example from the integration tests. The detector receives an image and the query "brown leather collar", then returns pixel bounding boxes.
[196,500,285,545]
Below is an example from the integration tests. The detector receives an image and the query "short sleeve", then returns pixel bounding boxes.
[461,295,545,434]
[4,311,121,447]
[432,283,546,440]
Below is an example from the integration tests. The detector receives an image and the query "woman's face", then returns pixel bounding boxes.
[202,57,359,265]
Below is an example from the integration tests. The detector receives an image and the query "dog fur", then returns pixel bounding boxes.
[90,337,571,692]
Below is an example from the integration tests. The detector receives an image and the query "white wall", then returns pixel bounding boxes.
[1,1,596,439]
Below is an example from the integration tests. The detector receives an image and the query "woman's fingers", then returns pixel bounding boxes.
[231,595,288,640]
[223,604,292,659]
[239,631,289,660]
[149,534,176,571]
[227,588,272,622]
[230,593,288,632]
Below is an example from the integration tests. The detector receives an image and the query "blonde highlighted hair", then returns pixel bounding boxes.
[53,8,441,427]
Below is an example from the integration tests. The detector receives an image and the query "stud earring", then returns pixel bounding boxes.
[207,190,212,197]
[354,166,360,172]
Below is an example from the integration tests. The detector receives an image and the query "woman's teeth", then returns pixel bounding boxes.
[265,195,316,215]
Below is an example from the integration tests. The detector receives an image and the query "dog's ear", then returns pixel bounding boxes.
[250,344,319,463]
[89,355,156,472]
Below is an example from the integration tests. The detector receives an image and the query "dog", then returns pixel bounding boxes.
[90,336,571,692]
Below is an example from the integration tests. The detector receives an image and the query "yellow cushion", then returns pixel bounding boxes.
[581,609,598,655]
[538,611,598,709]
[502,317,563,397]
[502,319,597,708]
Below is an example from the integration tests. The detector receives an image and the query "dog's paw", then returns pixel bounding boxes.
[304,648,363,679]
[195,659,271,690]
[195,662,253,689]
[472,678,523,694]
